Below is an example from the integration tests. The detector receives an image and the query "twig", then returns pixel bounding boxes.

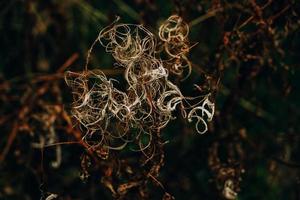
[113,0,140,21]
[189,8,223,27]
[58,53,79,73]
[0,121,18,162]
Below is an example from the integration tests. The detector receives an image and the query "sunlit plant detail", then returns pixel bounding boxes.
[65,15,215,156]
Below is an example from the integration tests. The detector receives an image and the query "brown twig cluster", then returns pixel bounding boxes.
[208,141,245,200]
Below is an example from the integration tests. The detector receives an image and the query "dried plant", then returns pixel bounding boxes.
[159,15,192,78]
[208,141,245,200]
[1,1,299,200]
[65,15,215,155]
[64,15,215,199]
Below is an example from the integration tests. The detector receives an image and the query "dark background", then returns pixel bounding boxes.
[0,0,300,199]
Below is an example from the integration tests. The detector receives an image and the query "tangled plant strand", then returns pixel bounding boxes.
[159,15,192,78]
[65,15,215,156]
